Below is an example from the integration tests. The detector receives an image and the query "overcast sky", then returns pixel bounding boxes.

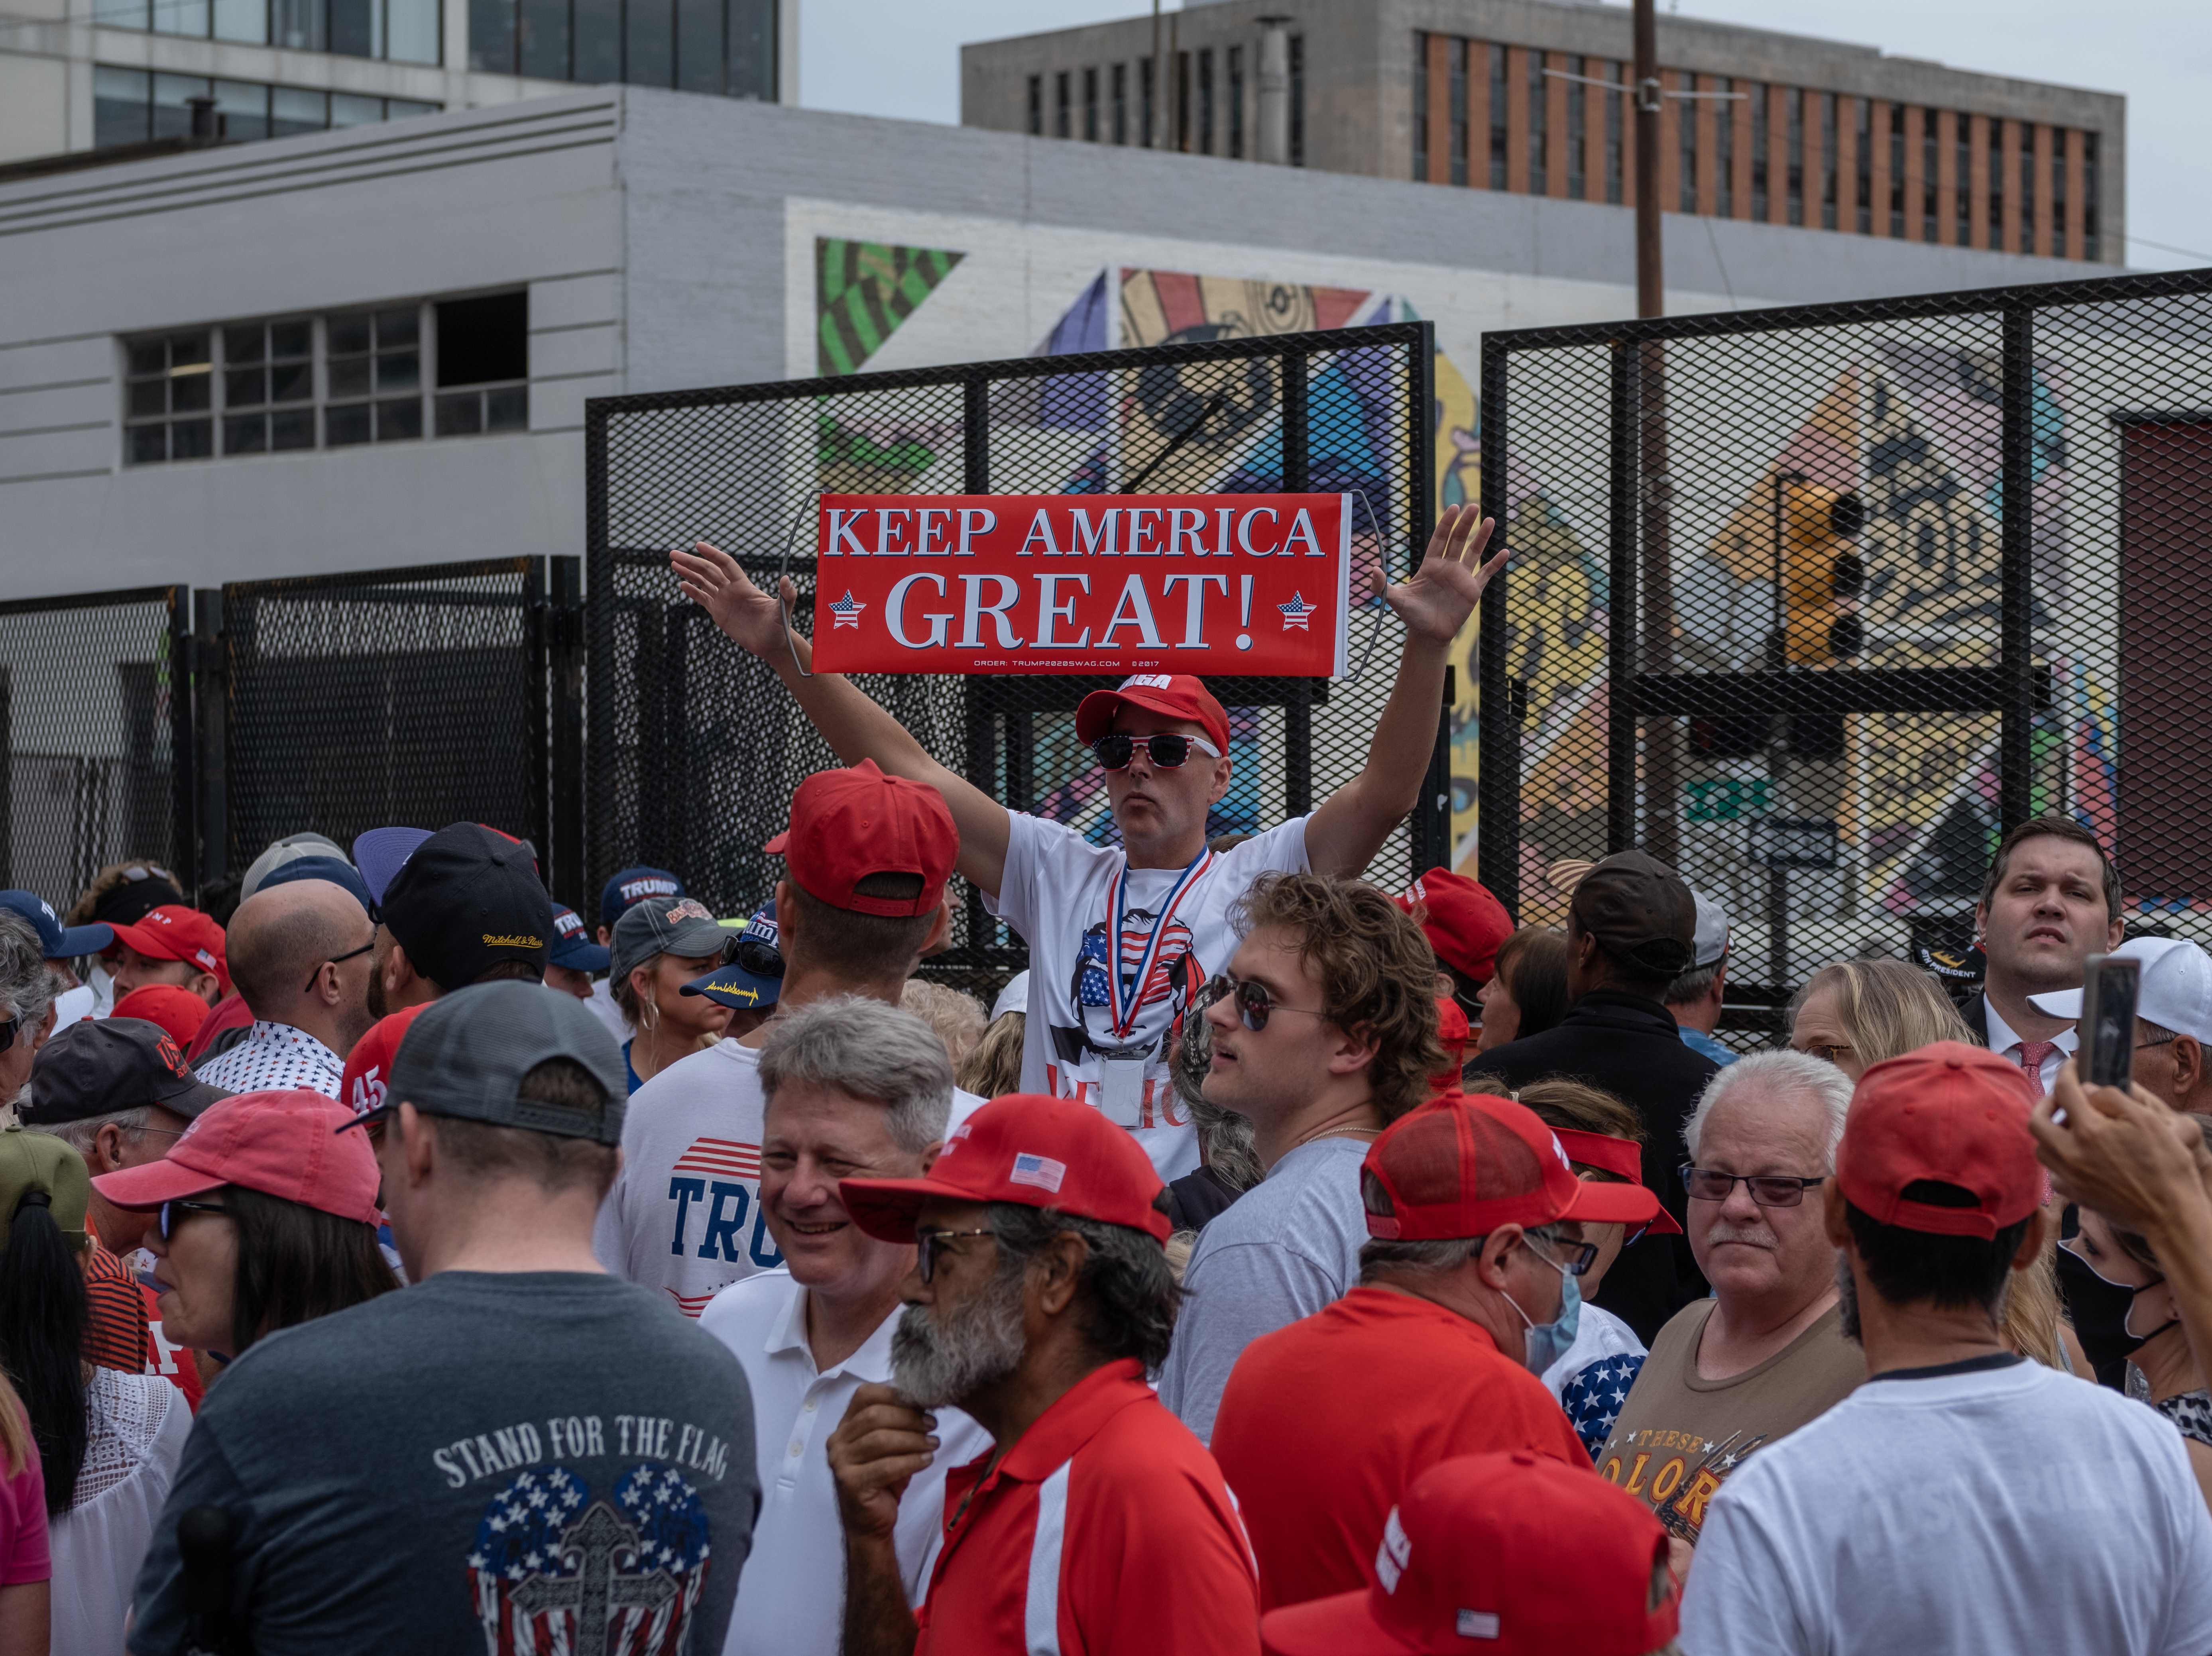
[796,0,2210,273]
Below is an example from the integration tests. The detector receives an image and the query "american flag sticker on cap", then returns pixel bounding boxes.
[1009,1152,1066,1193]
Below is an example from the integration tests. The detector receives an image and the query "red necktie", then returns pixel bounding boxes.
[2016,1039,2059,1087]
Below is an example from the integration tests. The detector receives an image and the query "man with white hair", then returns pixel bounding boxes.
[699,997,990,1656]
[1593,1051,1864,1567]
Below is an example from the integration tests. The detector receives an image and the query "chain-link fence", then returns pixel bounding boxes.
[586,323,1438,991]
[1477,267,2212,1039]
[0,587,191,905]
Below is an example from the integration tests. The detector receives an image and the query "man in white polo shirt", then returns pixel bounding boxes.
[672,504,1505,1179]
[700,995,989,1656]
[2029,935,2212,1116]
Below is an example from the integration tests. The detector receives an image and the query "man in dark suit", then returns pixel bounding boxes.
[1465,850,1715,1344]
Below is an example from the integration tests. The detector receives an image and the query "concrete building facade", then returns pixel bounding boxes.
[961,0,2125,262]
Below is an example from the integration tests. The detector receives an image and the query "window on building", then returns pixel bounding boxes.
[1527,49,1546,192]
[1175,50,1188,150]
[1112,62,1127,145]
[2053,136,2069,254]
[1785,86,1803,226]
[1450,39,1469,188]
[1602,59,1621,203]
[1140,56,1154,148]
[1198,48,1213,153]
[2084,132,2099,259]
[1492,46,1511,191]
[2021,126,2037,254]
[1027,75,1042,137]
[1889,102,1905,237]
[1227,46,1242,158]
[1054,70,1070,139]
[1288,32,1304,165]
[467,0,773,94]
[1084,65,1099,142]
[1715,78,1734,217]
[1988,118,2006,249]
[1751,82,1768,221]
[1820,94,1836,229]
[122,292,528,466]
[1922,107,1938,242]
[1566,54,1584,200]
[93,65,437,149]
[1413,33,1429,181]
[1678,73,1697,214]
[1955,113,1972,244]
[1855,99,1872,233]
[111,0,440,63]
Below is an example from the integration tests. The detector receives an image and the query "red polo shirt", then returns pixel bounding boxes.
[916,1357,1260,1656]
[1211,1286,1590,1610]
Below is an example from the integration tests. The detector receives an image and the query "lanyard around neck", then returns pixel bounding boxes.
[1103,848,1213,1039]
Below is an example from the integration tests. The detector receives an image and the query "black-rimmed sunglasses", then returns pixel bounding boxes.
[157,1198,231,1241]
[1201,972,1329,1034]
[1681,1166,1827,1208]
[303,937,378,996]
[728,936,785,980]
[916,1226,996,1284]
[1530,1236,1600,1277]
[1089,733,1221,771]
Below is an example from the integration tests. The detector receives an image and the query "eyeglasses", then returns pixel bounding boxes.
[1203,973,1330,1034]
[0,1015,18,1056]
[729,937,785,980]
[1528,1235,1600,1277]
[2137,1033,2179,1051]
[916,1226,997,1285]
[1681,1166,1827,1208]
[1089,733,1223,771]
[157,1198,231,1241]
[303,937,378,996]
[1797,1042,1854,1067]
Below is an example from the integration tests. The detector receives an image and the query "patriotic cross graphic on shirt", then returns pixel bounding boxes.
[511,1502,676,1654]
[829,591,865,629]
[1277,593,1314,631]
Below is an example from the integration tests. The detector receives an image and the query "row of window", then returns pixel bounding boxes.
[1410,33,2103,261]
[95,0,438,66]
[1023,36,1305,167]
[466,0,774,97]
[124,292,529,466]
[94,66,436,149]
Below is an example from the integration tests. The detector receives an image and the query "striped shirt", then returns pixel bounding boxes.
[82,1243,149,1375]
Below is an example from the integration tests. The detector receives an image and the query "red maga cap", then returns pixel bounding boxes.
[340,1004,430,1121]
[1395,868,1513,984]
[90,1087,382,1225]
[764,760,957,919]
[1363,1093,1660,1241]
[1074,673,1231,755]
[1261,1451,1679,1656]
[106,905,228,993]
[842,1094,1171,1244]
[1552,1128,1683,1236]
[110,984,212,1048]
[1838,1040,2042,1240]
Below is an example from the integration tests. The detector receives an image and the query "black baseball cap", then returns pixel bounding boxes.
[1569,851,1697,978]
[345,978,627,1144]
[88,866,185,928]
[377,823,553,991]
[24,1018,233,1126]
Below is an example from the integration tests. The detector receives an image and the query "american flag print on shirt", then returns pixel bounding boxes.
[1561,1353,1648,1459]
[672,1139,762,1181]
[659,1136,781,1315]
[468,1464,711,1656]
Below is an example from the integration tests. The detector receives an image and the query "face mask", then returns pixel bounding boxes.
[1505,1244,1583,1375]
[2057,1241,2178,1372]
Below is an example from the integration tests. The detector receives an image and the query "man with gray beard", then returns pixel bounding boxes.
[1591,1052,1863,1577]
[826,1094,1261,1656]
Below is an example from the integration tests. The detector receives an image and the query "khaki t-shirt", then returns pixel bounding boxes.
[1593,1299,1862,1545]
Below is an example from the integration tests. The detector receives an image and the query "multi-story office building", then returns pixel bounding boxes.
[0,0,792,165]
[962,0,2124,263]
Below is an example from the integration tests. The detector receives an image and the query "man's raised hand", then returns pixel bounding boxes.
[1375,504,1505,647]
[671,540,796,659]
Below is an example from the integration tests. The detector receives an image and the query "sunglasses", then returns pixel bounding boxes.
[729,937,785,980]
[157,1198,231,1240]
[0,1015,17,1056]
[916,1226,996,1284]
[1203,972,1329,1034]
[1530,1236,1600,1277]
[1681,1166,1827,1208]
[1089,732,1223,771]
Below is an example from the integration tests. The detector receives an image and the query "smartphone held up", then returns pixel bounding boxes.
[2079,953,2142,1090]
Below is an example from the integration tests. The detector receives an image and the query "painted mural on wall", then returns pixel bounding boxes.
[814,239,967,495]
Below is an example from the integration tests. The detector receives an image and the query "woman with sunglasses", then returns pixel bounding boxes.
[0,1126,189,1656]
[90,1089,395,1377]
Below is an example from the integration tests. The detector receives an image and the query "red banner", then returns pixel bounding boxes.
[805,493,1351,677]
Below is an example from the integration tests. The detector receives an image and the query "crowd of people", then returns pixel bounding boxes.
[0,505,2209,1653]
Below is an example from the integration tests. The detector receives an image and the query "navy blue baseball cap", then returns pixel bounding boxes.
[600,866,684,929]
[255,855,375,916]
[0,890,113,960]
[353,826,436,906]
[550,904,611,973]
[682,901,781,1013]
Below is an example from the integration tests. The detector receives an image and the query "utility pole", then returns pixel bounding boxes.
[1630,0,1677,862]
[1632,0,1662,318]
[1151,0,1164,149]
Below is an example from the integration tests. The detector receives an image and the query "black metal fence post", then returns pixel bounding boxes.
[192,588,226,894]
[1476,333,1517,917]
[549,556,586,910]
[168,589,198,900]
[1999,305,2037,834]
[1607,340,1640,855]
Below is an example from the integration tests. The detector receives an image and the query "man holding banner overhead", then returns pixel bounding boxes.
[672,496,1501,1179]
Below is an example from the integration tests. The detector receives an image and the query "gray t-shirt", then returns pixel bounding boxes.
[128,1271,761,1656]
[1158,1135,1370,1444]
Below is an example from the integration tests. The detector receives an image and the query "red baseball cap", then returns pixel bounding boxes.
[842,1094,1172,1244]
[765,760,957,919]
[1395,868,1513,984]
[1073,673,1231,754]
[1433,996,1471,1073]
[1553,1128,1683,1236]
[340,1004,430,1121]
[106,905,228,993]
[111,984,212,1048]
[90,1088,381,1225]
[1838,1040,2042,1239]
[1261,1451,1678,1656]
[1363,1093,1660,1241]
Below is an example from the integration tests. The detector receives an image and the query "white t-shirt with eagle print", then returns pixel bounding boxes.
[986,809,1311,1181]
